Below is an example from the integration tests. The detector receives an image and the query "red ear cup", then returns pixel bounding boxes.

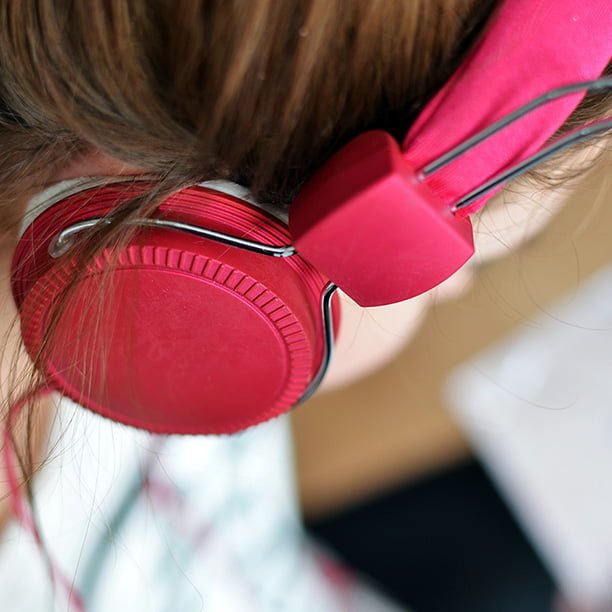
[12,184,340,435]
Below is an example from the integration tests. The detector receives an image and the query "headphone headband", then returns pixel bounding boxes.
[403,0,612,216]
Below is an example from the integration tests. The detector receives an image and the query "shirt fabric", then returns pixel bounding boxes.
[0,399,406,612]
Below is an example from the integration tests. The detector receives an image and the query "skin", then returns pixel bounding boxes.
[0,142,600,529]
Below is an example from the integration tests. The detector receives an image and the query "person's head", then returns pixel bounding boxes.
[0,0,610,476]
[1,0,607,212]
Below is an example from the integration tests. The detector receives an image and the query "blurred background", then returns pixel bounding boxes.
[291,152,612,612]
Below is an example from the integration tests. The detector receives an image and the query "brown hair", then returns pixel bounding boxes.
[0,0,610,531]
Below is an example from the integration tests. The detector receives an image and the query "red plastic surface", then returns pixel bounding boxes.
[289,131,474,307]
[12,185,339,435]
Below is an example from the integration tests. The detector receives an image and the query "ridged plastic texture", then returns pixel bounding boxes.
[12,184,338,435]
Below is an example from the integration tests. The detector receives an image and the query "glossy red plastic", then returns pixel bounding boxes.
[12,185,340,435]
[289,131,474,307]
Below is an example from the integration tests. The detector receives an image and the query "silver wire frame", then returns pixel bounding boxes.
[418,77,612,211]
[48,77,611,404]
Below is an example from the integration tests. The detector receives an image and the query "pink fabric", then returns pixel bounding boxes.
[402,0,612,216]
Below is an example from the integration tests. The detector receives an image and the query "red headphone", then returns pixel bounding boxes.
[11,0,612,435]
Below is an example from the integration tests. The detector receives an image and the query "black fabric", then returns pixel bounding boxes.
[307,459,556,612]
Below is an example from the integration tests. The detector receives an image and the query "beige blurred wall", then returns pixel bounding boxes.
[292,152,612,521]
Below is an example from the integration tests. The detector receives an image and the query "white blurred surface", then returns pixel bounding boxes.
[446,264,612,610]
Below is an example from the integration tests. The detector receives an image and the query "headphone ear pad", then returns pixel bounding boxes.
[12,185,340,434]
[289,131,474,307]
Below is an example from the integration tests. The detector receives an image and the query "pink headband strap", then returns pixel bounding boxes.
[402,0,612,216]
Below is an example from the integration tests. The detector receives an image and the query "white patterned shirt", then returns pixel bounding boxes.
[0,399,406,612]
